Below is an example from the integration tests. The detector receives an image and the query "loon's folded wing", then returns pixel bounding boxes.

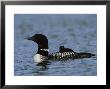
[48,52,95,61]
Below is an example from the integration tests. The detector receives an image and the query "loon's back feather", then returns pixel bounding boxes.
[48,51,95,61]
[49,52,75,59]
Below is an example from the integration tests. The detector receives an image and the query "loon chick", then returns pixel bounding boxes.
[27,34,95,64]
[59,46,75,53]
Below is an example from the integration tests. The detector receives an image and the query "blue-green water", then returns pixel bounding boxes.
[14,14,97,76]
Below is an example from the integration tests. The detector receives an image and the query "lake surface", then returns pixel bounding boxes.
[14,14,97,76]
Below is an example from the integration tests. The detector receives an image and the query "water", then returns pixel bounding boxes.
[14,14,97,76]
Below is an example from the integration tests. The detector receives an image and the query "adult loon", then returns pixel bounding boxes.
[27,34,95,65]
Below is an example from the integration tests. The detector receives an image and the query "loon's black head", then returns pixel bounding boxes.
[27,34,48,45]
[27,34,48,56]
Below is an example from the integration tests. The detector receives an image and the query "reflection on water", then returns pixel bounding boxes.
[14,14,97,76]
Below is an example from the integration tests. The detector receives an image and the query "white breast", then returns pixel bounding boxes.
[33,54,47,64]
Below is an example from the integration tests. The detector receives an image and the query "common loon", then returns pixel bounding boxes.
[27,34,95,65]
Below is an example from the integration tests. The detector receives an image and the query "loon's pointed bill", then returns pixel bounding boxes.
[27,34,95,64]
